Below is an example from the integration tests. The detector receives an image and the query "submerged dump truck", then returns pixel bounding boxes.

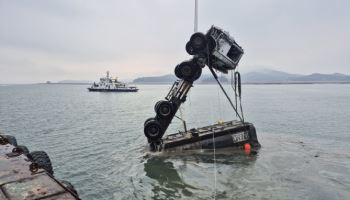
[0,134,79,200]
[144,26,260,152]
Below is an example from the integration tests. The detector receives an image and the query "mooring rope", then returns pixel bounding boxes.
[212,128,217,200]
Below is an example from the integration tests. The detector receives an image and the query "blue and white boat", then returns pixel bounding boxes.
[88,71,138,92]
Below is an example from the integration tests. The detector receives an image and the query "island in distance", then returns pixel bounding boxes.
[132,69,350,84]
[47,69,350,85]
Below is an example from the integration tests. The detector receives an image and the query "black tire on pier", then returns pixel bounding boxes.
[188,32,207,54]
[29,151,54,175]
[156,101,173,119]
[144,119,163,140]
[16,145,30,156]
[3,135,17,146]
[61,180,79,197]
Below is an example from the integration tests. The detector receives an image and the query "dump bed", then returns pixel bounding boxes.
[161,120,260,151]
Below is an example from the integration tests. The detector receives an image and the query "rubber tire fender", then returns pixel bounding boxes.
[60,180,79,197]
[29,151,54,175]
[15,145,30,156]
[3,135,17,146]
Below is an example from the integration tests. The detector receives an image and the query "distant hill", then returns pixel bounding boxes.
[133,74,177,84]
[132,74,228,84]
[242,69,302,82]
[292,73,350,82]
[132,69,350,84]
[55,80,93,85]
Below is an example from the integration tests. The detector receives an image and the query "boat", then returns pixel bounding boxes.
[88,71,138,92]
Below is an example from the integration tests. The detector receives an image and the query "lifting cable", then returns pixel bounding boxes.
[208,66,244,122]
[206,47,243,122]
[212,127,217,199]
[235,71,245,121]
[231,71,245,122]
[216,75,223,121]
[231,70,238,117]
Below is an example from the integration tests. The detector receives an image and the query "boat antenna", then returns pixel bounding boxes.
[194,0,198,32]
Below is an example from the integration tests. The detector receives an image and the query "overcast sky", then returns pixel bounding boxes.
[0,0,349,83]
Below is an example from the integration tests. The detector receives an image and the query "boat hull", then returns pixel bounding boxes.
[87,88,138,92]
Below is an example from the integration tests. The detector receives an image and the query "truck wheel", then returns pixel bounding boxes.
[189,32,207,54]
[144,119,163,140]
[29,151,54,175]
[192,66,202,81]
[154,100,163,113]
[156,101,173,119]
[3,135,17,146]
[175,64,183,79]
[186,42,195,55]
[176,61,195,81]
[144,117,155,126]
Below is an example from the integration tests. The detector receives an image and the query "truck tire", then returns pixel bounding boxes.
[144,119,163,140]
[144,117,155,126]
[189,32,207,54]
[175,64,183,79]
[192,66,202,81]
[186,42,195,55]
[156,101,173,119]
[29,151,54,175]
[176,61,196,81]
[154,100,163,113]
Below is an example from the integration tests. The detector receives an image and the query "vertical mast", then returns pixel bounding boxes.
[194,0,198,32]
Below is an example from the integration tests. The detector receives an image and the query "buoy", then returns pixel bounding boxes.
[244,143,251,154]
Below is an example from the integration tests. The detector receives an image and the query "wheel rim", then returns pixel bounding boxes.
[193,36,204,47]
[180,65,193,77]
[147,124,160,137]
[159,104,171,116]
[190,33,207,51]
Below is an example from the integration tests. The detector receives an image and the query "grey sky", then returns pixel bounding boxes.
[0,0,349,83]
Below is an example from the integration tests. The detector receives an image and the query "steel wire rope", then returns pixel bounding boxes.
[206,46,218,200]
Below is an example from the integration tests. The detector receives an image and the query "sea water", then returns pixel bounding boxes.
[0,84,349,199]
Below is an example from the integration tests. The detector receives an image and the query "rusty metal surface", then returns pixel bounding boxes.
[0,143,78,200]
